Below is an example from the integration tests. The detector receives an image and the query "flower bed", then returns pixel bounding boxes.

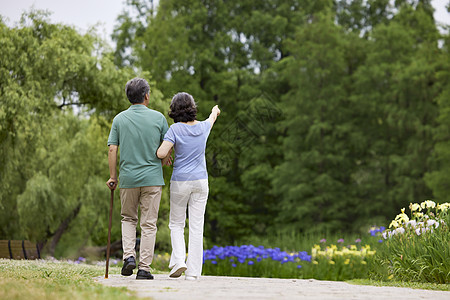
[202,242,376,281]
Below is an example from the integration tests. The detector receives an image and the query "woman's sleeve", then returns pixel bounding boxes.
[163,126,176,144]
[204,120,212,132]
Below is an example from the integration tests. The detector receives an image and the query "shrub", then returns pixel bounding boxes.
[373,201,450,284]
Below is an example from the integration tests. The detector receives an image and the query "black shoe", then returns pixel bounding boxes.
[136,269,154,280]
[121,256,136,276]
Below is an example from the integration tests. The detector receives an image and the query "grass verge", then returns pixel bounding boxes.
[348,278,450,291]
[0,259,146,300]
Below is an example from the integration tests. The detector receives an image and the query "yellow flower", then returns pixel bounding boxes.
[395,211,409,224]
[313,261,318,265]
[344,259,350,265]
[421,200,436,209]
[350,245,357,251]
[388,274,394,280]
[414,212,424,218]
[389,220,399,228]
[361,261,367,265]
[329,260,335,265]
[437,203,450,211]
[410,203,421,212]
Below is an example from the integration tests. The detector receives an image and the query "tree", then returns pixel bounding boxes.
[350,3,441,224]
[272,10,363,233]
[111,0,447,243]
[424,30,450,202]
[0,11,153,255]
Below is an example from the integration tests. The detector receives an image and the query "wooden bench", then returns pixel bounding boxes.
[0,240,41,259]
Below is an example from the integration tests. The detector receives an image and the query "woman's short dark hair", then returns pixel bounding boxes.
[169,92,197,123]
[125,77,150,104]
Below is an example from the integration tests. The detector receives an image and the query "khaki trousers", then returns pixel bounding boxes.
[120,186,162,272]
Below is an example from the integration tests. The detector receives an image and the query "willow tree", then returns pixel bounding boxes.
[0,11,144,255]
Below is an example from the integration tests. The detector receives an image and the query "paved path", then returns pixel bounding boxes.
[96,274,449,300]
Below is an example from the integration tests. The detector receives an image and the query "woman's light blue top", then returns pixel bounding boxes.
[164,120,211,181]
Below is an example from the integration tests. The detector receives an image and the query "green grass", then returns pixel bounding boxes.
[348,278,450,291]
[0,259,146,300]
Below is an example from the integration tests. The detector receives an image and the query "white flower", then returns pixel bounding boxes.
[426,219,439,229]
[406,220,417,228]
[415,228,421,236]
[395,227,405,235]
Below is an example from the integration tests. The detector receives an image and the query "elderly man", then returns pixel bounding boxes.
[106,77,170,280]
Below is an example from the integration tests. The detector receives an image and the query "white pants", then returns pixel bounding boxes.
[169,179,208,277]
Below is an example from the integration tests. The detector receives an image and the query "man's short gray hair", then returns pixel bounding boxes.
[125,77,150,104]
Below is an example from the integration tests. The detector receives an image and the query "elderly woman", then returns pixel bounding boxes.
[157,92,220,280]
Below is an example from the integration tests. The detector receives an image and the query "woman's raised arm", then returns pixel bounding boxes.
[207,105,221,127]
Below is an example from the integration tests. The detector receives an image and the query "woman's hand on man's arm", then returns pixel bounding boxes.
[157,140,174,165]
[162,148,173,166]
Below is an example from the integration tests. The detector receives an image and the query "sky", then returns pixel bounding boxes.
[0,0,449,46]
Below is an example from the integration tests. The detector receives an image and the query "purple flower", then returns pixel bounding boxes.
[231,263,237,267]
[337,239,344,243]
[298,251,312,262]
[248,261,254,265]
[355,239,361,243]
[211,260,217,264]
[378,239,383,243]
[320,239,326,243]
[297,265,302,269]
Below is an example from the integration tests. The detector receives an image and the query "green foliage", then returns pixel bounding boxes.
[424,33,450,202]
[272,10,360,233]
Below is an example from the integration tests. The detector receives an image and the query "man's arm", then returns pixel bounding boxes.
[106,145,118,190]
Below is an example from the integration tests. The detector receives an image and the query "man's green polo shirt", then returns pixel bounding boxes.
[107,105,169,188]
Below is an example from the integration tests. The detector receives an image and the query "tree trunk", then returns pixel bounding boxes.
[48,203,82,256]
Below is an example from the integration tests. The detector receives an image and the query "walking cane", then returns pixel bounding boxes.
[105,182,114,279]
